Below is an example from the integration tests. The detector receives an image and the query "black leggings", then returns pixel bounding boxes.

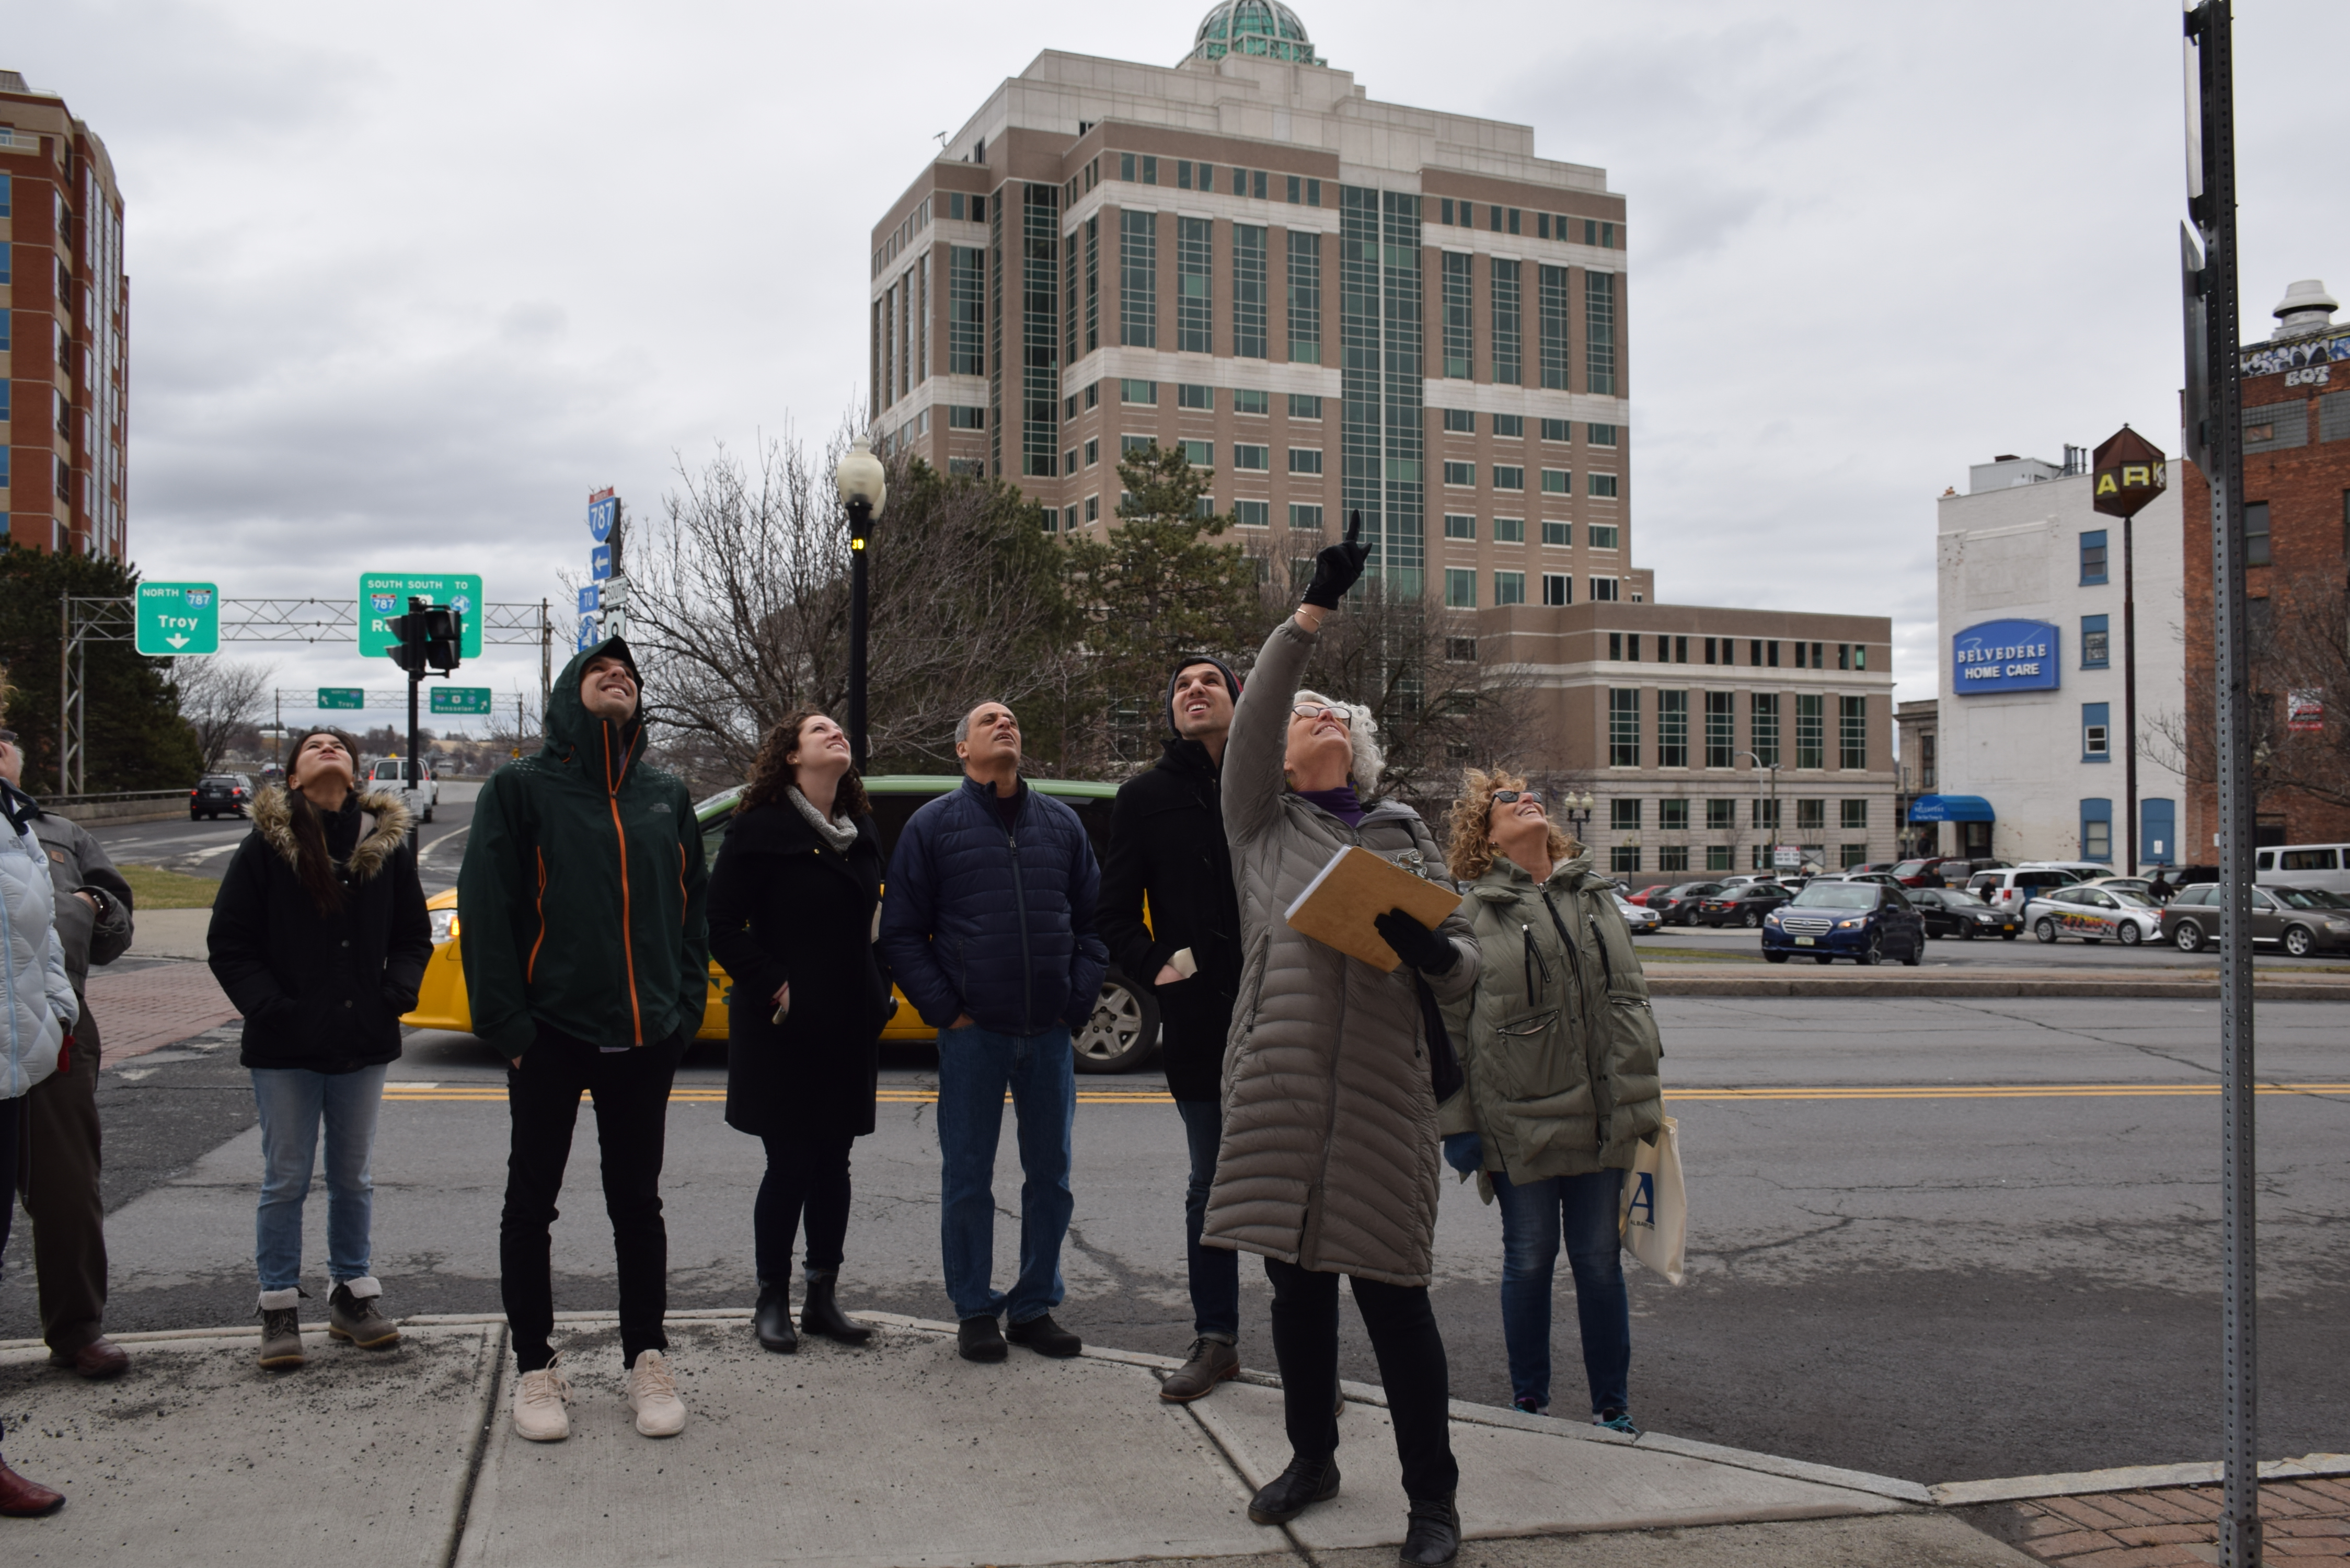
[756,1131,856,1284]
[1264,1255,1460,1502]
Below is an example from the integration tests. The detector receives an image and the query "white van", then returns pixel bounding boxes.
[1965,865,2081,912]
[2254,844,2350,897]
[366,756,438,824]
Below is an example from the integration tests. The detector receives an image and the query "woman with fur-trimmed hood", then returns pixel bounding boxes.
[208,726,430,1372]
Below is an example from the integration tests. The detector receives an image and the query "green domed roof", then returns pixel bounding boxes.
[1190,1,1324,66]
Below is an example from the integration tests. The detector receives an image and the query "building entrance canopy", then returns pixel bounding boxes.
[1908,794,1995,824]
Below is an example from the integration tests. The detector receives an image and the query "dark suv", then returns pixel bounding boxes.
[191,774,254,820]
[1762,881,1928,965]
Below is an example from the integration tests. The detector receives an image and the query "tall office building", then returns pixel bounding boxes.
[1,68,129,560]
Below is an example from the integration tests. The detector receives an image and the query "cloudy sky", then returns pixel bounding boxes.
[14,0,2348,729]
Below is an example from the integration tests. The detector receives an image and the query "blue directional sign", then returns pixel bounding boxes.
[577,583,600,615]
[577,616,598,652]
[1953,619,2060,695]
[588,489,617,543]
[590,544,612,581]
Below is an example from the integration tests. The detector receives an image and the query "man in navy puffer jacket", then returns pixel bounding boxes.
[879,700,1107,1363]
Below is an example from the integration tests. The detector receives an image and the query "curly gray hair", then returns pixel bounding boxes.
[1292,688,1384,793]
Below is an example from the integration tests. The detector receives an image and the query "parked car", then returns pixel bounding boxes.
[2162,884,2350,958]
[1690,882,1794,928]
[1623,884,1669,907]
[1614,895,1664,935]
[2254,843,2350,898]
[1762,882,1927,965]
[2080,875,2163,902]
[1910,886,2021,940]
[190,773,255,820]
[1891,857,1957,888]
[1849,862,1902,876]
[1821,870,1904,887]
[1965,866,2080,914]
[2020,884,2165,947]
[366,756,439,824]
[2151,864,2219,894]
[1648,881,1727,926]
[2018,860,2118,884]
[404,774,1169,1072]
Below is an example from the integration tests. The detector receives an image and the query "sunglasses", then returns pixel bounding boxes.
[1491,789,1544,805]
[1290,703,1353,727]
[0,730,16,747]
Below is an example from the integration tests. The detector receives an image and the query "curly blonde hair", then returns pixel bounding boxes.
[1446,769,1578,882]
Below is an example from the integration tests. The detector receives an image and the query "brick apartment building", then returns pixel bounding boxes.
[1,68,128,560]
[2180,278,2350,857]
[864,5,1895,871]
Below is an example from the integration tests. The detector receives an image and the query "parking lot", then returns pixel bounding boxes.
[1632,922,2350,970]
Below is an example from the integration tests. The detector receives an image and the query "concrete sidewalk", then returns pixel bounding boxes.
[1,1311,2035,1567]
[1637,961,2350,1000]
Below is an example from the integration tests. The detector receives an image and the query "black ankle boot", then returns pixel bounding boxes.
[1247,1454,1339,1526]
[753,1282,798,1353]
[1398,1493,1460,1566]
[799,1270,872,1345]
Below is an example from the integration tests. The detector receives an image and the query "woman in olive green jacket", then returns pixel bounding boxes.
[1437,770,1663,1431]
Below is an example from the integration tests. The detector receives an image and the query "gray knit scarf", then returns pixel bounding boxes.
[788,787,859,852]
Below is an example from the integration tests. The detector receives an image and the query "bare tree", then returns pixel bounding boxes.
[173,658,278,773]
[2147,585,2350,819]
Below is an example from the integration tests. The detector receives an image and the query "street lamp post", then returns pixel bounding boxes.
[2092,425,2168,877]
[1560,790,1596,847]
[1737,751,1780,872]
[834,437,889,773]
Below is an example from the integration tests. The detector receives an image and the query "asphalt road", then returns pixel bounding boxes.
[9,991,2343,1488]
[1632,920,2350,970]
[91,781,482,897]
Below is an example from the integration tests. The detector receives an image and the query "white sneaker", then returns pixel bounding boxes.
[627,1350,687,1438]
[512,1355,572,1442]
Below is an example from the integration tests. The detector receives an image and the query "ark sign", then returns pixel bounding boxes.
[1953,618,2061,694]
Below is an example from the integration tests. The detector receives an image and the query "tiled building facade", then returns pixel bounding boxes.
[0,69,128,560]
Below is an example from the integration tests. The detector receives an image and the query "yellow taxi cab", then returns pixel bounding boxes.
[404,775,1162,1070]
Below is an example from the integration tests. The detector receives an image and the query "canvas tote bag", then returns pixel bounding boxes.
[1619,1114,1686,1285]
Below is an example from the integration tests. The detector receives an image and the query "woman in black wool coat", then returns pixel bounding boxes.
[708,709,893,1353]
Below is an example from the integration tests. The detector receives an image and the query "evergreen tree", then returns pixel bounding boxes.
[0,546,204,794]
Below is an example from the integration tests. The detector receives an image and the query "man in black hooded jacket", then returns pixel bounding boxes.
[1098,654,1247,1402]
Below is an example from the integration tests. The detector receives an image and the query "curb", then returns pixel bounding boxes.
[1931,1451,2350,1507]
[1645,975,2350,999]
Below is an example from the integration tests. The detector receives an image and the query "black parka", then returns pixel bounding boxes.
[208,788,431,1073]
[1098,736,1242,1102]
[708,799,891,1139]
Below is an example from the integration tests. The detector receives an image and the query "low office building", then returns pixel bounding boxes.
[1928,445,2186,869]
[1895,698,1938,858]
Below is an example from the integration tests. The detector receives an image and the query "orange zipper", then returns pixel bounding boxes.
[604,725,643,1045]
[526,848,548,983]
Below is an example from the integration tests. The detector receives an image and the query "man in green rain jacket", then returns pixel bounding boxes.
[458,637,708,1444]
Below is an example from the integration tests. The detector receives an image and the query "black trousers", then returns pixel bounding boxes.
[500,1025,685,1372]
[755,1131,855,1284]
[1264,1255,1460,1502]
[26,999,107,1353]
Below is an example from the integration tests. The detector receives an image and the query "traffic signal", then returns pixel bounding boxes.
[384,601,428,674]
[383,598,463,675]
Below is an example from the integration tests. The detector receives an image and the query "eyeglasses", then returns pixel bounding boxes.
[1290,703,1353,727]
[1491,789,1543,806]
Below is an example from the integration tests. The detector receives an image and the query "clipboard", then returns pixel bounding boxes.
[1283,845,1464,971]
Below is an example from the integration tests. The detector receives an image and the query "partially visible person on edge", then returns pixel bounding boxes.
[1204,515,1478,1568]
[207,726,430,1370]
[1437,769,1663,1436]
[877,700,1106,1365]
[1098,655,1249,1402]
[0,700,82,1518]
[708,710,892,1355]
[0,728,135,1382]
[458,640,708,1444]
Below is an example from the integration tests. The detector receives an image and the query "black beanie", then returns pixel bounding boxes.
[1165,654,1242,735]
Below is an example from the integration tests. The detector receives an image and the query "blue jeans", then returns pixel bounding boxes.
[251,1065,388,1294]
[1491,1166,1629,1414]
[935,1024,1074,1323]
[1175,1098,1240,1340]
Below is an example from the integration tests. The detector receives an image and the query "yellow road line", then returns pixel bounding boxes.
[379,1082,2350,1105]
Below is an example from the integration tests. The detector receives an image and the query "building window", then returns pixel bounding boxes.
[1121,435,1154,455]
[1795,694,1824,769]
[1660,798,1689,831]
[2082,702,2111,760]
[1588,472,1619,498]
[1445,568,1477,608]
[1921,733,1936,789]
[1493,466,1524,491]
[1541,468,1571,494]
[1444,513,1476,539]
[1287,230,1321,363]
[1442,407,1475,433]
[1589,423,1618,446]
[1121,211,1157,348]
[1180,439,1213,466]
[1591,577,1621,602]
[2081,614,2111,668]
[1084,438,1099,466]
[1796,799,1826,833]
[1658,690,1689,768]
[1610,846,1642,874]
[1494,570,1526,605]
[1705,690,1734,768]
[1235,500,1270,527]
[1609,689,1641,767]
[1840,799,1868,830]
[2079,528,2108,583]
[1020,185,1061,480]
[1541,519,1571,546]
[1179,382,1214,409]
[1177,216,1213,353]
[1541,418,1571,442]
[1538,263,1571,390]
[949,246,986,375]
[1443,461,1476,487]
[1288,393,1322,419]
[1084,216,1099,353]
[1706,798,1736,832]
[1493,516,1523,542]
[1586,271,1617,394]
[1447,637,1478,662]
[2081,799,2114,862]
[1493,413,1523,438]
[948,405,986,429]
[1231,223,1269,360]
[1658,845,1690,872]
[1289,503,1324,534]
[1840,844,1869,869]
[1754,797,1781,831]
[1588,524,1619,550]
[1707,845,1735,872]
[1491,258,1522,384]
[1441,252,1473,379]
[1233,444,1269,470]
[1121,378,1157,405]
[1838,695,1867,769]
[2243,501,2271,567]
[1288,447,1323,475]
[1542,572,1571,605]
[1611,798,1642,831]
[1235,387,1270,414]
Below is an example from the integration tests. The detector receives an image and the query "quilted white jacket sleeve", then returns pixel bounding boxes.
[0,821,72,1099]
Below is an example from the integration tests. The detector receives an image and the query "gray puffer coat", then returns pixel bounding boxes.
[1202,616,1478,1287]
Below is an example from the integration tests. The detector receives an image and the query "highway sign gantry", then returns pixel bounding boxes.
[316,688,365,710]
[134,582,220,655]
[358,573,484,660]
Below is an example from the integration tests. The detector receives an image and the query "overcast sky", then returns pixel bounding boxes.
[13,0,2348,732]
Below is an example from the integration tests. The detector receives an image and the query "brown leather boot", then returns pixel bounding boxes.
[1159,1336,1240,1402]
[0,1457,65,1517]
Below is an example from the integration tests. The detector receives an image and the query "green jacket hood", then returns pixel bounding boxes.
[545,635,647,780]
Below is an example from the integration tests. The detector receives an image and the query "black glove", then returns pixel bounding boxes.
[1301,510,1370,609]
[1374,908,1458,976]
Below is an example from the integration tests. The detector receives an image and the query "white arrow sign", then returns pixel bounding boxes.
[165,634,189,649]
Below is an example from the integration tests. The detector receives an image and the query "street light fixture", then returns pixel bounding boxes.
[1737,751,1780,872]
[1559,790,1597,846]
[834,436,889,771]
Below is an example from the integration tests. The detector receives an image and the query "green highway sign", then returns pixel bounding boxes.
[134,582,220,655]
[358,572,485,660]
[317,688,364,710]
[430,687,493,716]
